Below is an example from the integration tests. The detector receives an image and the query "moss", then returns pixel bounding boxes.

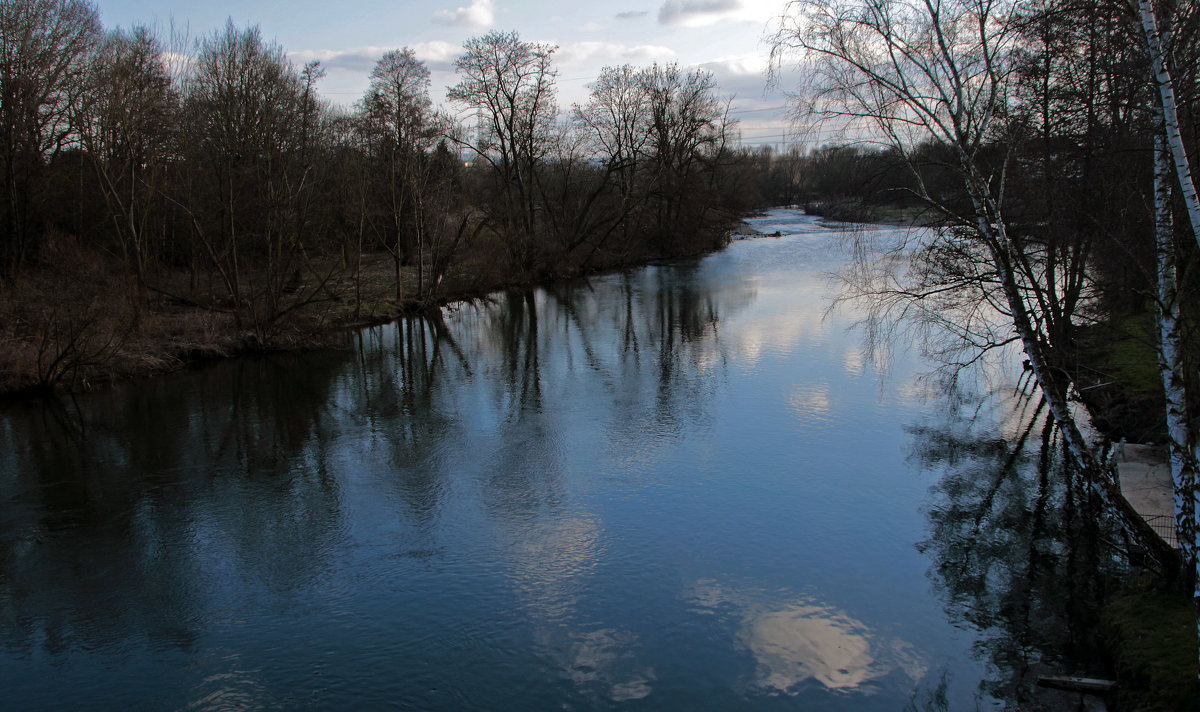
[1102,575,1200,711]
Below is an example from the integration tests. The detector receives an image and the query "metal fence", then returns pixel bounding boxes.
[1143,515,1179,549]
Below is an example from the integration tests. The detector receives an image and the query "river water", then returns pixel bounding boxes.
[0,209,1112,710]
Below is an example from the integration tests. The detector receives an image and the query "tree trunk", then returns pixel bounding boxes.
[1139,0,1200,250]
[963,169,1180,571]
[1154,129,1197,559]
[1155,120,1200,680]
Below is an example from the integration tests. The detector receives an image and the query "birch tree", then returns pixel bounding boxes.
[769,0,1179,568]
[1137,0,1200,249]
[1153,127,1196,566]
[1140,0,1200,677]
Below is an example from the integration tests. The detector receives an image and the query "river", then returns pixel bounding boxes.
[0,209,1113,710]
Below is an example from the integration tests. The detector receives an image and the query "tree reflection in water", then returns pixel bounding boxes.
[0,351,350,659]
[912,391,1120,711]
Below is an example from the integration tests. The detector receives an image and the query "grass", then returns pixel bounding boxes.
[1102,575,1200,711]
[1074,309,1169,443]
[1093,311,1163,393]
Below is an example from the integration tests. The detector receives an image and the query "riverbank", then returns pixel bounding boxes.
[1103,574,1200,712]
[799,199,941,226]
[1078,325,1199,708]
[0,223,739,399]
[1101,446,1199,711]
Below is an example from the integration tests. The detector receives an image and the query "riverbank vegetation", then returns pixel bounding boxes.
[1105,575,1200,711]
[0,1,781,396]
[769,0,1200,695]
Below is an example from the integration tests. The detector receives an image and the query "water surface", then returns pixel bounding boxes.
[0,210,1103,710]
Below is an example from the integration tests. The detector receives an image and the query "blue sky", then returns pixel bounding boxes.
[91,1,807,148]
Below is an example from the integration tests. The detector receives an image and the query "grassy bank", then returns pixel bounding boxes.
[0,225,736,398]
[1102,576,1200,711]
[1074,311,1169,444]
[1075,310,1200,710]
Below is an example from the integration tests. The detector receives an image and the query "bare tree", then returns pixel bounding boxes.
[76,25,177,307]
[0,0,100,275]
[576,65,652,207]
[770,0,1179,568]
[640,63,730,248]
[447,30,557,272]
[181,20,308,330]
[570,64,654,254]
[360,48,441,298]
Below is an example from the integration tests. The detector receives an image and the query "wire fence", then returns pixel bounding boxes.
[1143,515,1179,549]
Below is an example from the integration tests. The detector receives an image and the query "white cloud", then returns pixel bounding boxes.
[433,0,495,29]
[690,55,794,145]
[700,54,769,77]
[697,54,772,99]
[580,22,605,32]
[411,41,461,72]
[658,0,742,27]
[289,41,460,76]
[553,41,677,68]
[657,0,783,28]
[289,46,391,74]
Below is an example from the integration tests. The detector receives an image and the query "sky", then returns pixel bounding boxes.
[89,0,816,149]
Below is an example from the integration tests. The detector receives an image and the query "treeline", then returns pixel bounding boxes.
[745,143,925,220]
[0,0,769,391]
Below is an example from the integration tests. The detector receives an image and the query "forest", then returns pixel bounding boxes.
[0,0,801,395]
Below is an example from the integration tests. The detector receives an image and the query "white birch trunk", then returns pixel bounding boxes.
[1142,4,1200,678]
[1154,130,1197,565]
[1156,133,1200,680]
[963,187,1178,569]
[1139,0,1200,250]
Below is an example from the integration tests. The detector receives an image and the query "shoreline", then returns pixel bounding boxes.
[0,224,742,401]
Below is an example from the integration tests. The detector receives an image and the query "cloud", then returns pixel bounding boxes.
[696,54,771,97]
[700,54,769,78]
[580,22,605,32]
[433,0,495,29]
[289,41,459,76]
[411,41,461,72]
[553,41,677,69]
[657,0,742,27]
[289,46,390,74]
[691,55,794,144]
[615,10,649,20]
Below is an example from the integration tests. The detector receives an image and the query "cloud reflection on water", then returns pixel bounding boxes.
[690,580,926,696]
[560,628,656,702]
[495,510,657,703]
[786,385,833,426]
